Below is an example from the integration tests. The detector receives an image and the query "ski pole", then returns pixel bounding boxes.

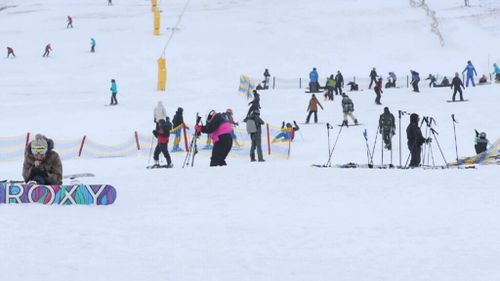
[369,124,379,165]
[327,123,332,160]
[363,129,373,167]
[452,114,460,168]
[325,124,344,167]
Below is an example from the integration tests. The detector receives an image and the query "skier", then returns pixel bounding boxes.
[109,79,118,105]
[368,67,377,89]
[263,68,271,89]
[437,76,450,87]
[153,101,167,128]
[410,70,420,92]
[474,130,490,154]
[42,43,52,57]
[334,70,344,95]
[387,72,397,88]
[462,60,477,87]
[379,107,395,150]
[406,113,431,168]
[6,47,15,58]
[171,107,186,152]
[478,74,488,84]
[67,16,73,28]
[225,108,241,147]
[309,67,319,92]
[305,94,323,124]
[152,118,173,168]
[108,0,113,5]
[195,110,233,166]
[374,77,383,105]
[23,134,62,185]
[493,63,500,82]
[90,38,96,53]
[247,90,261,116]
[346,81,359,91]
[341,94,358,127]
[243,110,265,162]
[451,72,465,102]
[324,75,336,100]
[273,121,299,142]
[425,74,437,87]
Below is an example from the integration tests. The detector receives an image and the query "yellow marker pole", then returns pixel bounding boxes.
[153,9,160,35]
[151,0,158,12]
[157,57,167,91]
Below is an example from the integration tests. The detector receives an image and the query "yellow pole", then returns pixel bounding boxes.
[153,9,160,35]
[157,58,167,91]
[151,0,158,12]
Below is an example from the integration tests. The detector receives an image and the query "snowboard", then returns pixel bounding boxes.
[146,164,173,169]
[446,99,469,103]
[300,122,325,125]
[63,173,95,179]
[305,91,324,93]
[0,183,116,205]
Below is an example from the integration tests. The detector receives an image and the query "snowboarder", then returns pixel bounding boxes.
[90,38,96,53]
[263,68,271,89]
[305,94,323,124]
[406,113,431,168]
[493,63,500,82]
[462,60,477,87]
[474,130,490,154]
[425,74,437,87]
[42,44,52,57]
[341,94,358,127]
[172,107,186,152]
[225,108,241,147]
[247,90,261,116]
[67,16,73,28]
[23,134,62,185]
[410,70,420,92]
[324,75,336,100]
[451,72,465,101]
[369,67,377,89]
[6,47,15,58]
[387,72,397,88]
[152,118,173,168]
[374,77,383,105]
[273,121,299,142]
[379,107,395,150]
[335,70,344,95]
[109,79,118,105]
[195,110,233,166]
[243,109,265,162]
[154,101,167,128]
[309,67,320,92]
[347,81,359,91]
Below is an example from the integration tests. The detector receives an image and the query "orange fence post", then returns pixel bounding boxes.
[134,131,141,150]
[78,136,87,158]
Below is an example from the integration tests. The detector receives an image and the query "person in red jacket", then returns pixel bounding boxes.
[43,44,52,57]
[67,16,73,28]
[6,47,15,58]
[152,118,173,168]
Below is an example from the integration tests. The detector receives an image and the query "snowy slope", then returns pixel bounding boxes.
[1,0,500,280]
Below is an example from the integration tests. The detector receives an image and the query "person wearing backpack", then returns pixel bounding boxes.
[244,110,265,162]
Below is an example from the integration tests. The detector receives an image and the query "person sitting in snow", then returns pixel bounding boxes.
[272,121,300,142]
[23,134,62,185]
[474,130,490,155]
[478,74,488,84]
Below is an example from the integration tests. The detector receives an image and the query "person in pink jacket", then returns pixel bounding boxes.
[195,110,233,166]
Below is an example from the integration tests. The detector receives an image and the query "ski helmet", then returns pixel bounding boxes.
[226,108,233,114]
[480,132,486,138]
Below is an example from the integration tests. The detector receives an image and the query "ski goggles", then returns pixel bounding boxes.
[31,145,47,155]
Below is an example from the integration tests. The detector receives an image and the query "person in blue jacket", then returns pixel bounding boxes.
[462,60,477,87]
[110,79,118,105]
[493,63,500,81]
[90,38,96,53]
[410,70,420,92]
[309,67,319,92]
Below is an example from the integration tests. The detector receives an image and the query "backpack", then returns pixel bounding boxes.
[246,118,257,133]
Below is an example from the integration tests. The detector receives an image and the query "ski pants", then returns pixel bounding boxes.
[374,89,382,104]
[412,81,420,92]
[210,134,233,166]
[369,77,376,89]
[154,142,172,164]
[335,84,343,95]
[452,87,463,101]
[306,111,318,123]
[408,144,422,167]
[382,130,393,148]
[91,45,95,52]
[111,92,118,105]
[250,132,264,161]
[343,112,357,123]
[465,75,475,87]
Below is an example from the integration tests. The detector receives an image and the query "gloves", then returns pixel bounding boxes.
[475,129,479,137]
[281,121,285,128]
[426,138,432,144]
[194,124,202,134]
[293,120,298,126]
[30,167,48,180]
[152,130,158,137]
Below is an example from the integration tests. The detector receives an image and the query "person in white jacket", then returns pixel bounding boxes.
[154,101,167,129]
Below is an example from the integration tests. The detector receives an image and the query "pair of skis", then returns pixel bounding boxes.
[182,113,202,168]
